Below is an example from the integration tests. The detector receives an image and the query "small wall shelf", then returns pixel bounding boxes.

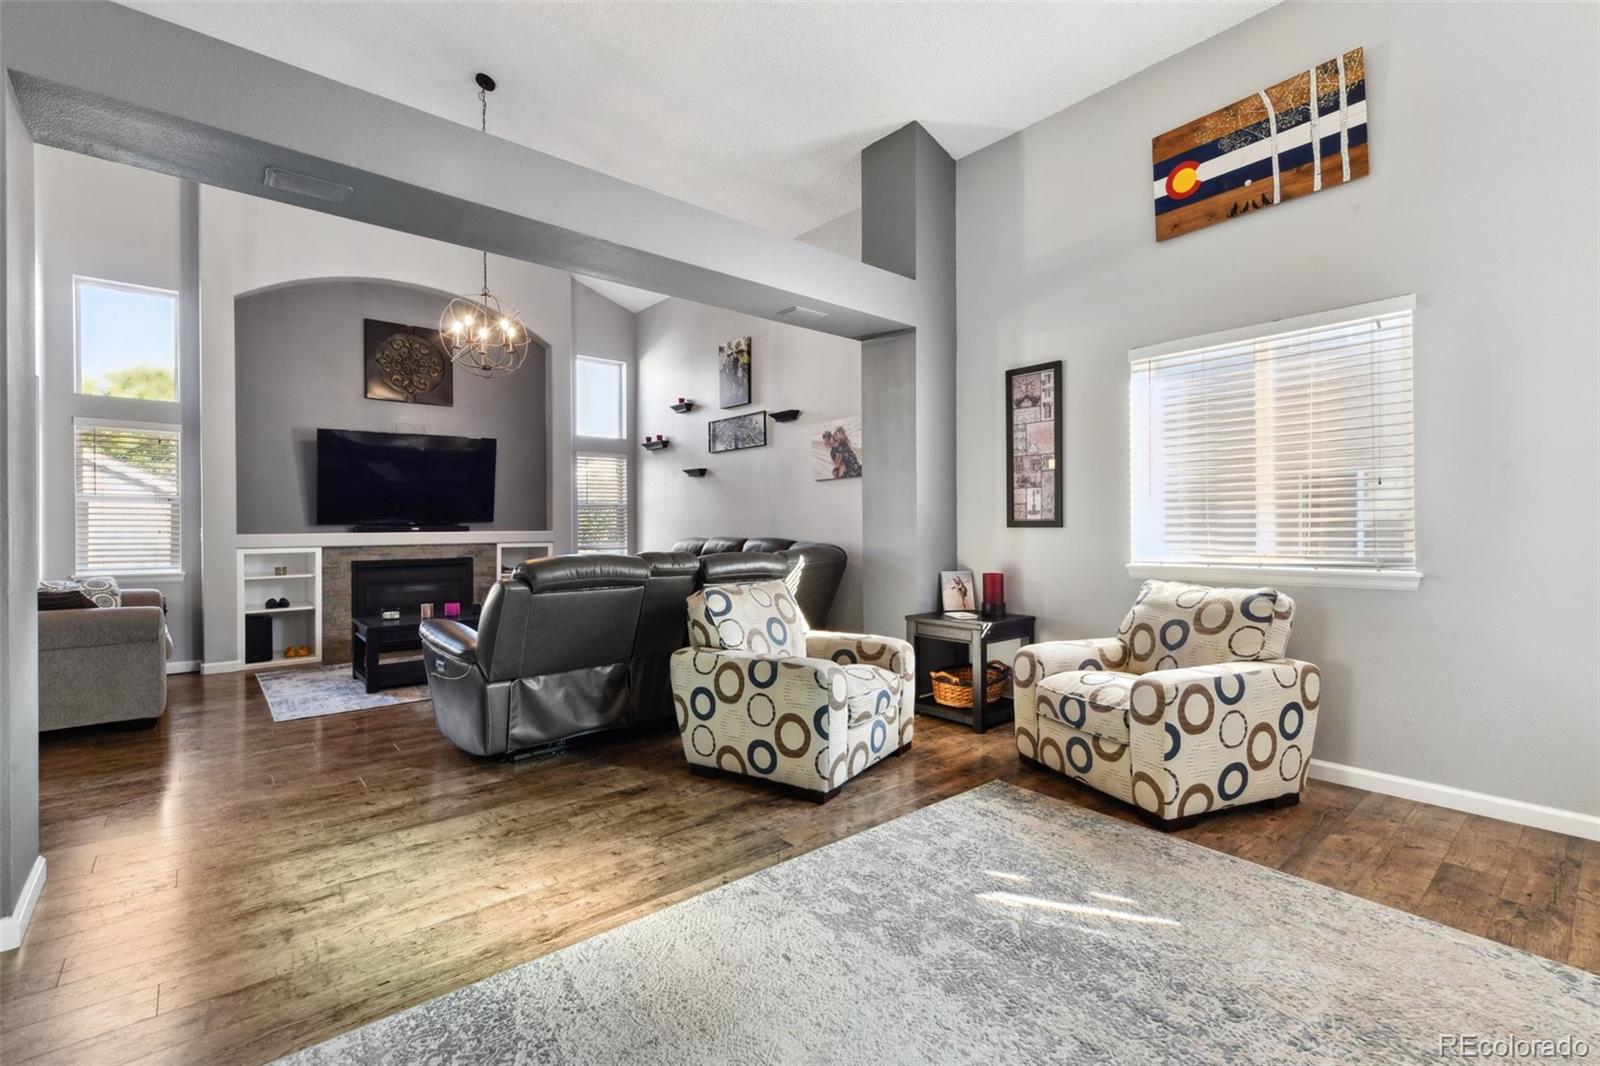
[642,439,670,451]
[670,401,696,413]
[683,468,708,478]
[770,409,801,422]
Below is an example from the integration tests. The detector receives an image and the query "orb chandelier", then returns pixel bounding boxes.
[440,73,531,379]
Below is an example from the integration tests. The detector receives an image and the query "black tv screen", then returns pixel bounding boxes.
[316,429,496,526]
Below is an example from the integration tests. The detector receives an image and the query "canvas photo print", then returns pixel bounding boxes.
[363,319,453,406]
[718,336,752,408]
[1007,361,1062,526]
[708,410,766,453]
[940,570,976,612]
[809,415,863,481]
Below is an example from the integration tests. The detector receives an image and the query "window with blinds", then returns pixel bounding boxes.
[74,420,182,573]
[1130,296,1415,578]
[575,452,629,553]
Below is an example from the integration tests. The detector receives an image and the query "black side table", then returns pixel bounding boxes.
[352,610,479,693]
[905,612,1036,733]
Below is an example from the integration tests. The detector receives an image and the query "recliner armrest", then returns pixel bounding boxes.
[421,619,478,664]
[806,630,913,681]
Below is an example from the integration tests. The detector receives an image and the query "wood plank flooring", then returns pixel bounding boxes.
[3,671,1596,1064]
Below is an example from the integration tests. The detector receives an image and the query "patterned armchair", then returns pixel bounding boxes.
[670,579,914,801]
[1014,580,1321,829]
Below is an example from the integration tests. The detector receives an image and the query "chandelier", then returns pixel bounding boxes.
[440,73,531,379]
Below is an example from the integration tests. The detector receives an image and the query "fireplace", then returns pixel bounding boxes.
[350,557,475,620]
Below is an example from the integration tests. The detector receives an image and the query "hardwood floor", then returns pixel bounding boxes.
[3,671,1596,1064]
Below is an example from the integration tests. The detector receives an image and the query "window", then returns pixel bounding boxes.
[575,356,625,439]
[575,453,629,553]
[74,420,182,574]
[1130,296,1416,587]
[75,278,179,401]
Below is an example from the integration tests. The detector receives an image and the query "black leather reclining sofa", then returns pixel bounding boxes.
[419,538,846,757]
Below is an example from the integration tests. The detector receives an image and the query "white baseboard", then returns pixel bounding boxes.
[1309,759,1600,841]
[201,659,241,675]
[166,659,200,674]
[0,856,47,952]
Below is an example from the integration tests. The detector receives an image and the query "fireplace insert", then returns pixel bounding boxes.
[350,557,474,619]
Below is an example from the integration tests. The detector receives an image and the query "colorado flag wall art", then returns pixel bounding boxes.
[1153,47,1369,241]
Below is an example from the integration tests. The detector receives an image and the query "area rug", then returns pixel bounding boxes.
[277,782,1599,1065]
[256,663,430,722]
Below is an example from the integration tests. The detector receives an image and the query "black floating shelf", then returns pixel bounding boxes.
[683,468,708,478]
[670,401,696,413]
[769,409,801,423]
[642,439,670,451]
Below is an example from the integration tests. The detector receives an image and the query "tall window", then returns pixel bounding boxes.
[575,356,625,439]
[75,277,178,401]
[575,453,629,553]
[1130,296,1415,582]
[74,419,182,574]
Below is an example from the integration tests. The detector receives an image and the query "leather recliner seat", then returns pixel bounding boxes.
[670,537,847,631]
[630,550,793,725]
[421,554,649,756]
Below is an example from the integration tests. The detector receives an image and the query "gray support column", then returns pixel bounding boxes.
[2,69,43,938]
[860,124,957,634]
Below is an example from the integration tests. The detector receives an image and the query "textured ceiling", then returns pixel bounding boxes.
[121,1,1274,240]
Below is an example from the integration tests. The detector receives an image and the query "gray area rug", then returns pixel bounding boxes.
[278,782,1599,1065]
[256,663,430,722]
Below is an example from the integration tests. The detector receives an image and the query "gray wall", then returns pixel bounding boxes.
[2,68,42,923]
[956,1,1600,814]
[636,298,865,631]
[34,147,203,665]
[862,124,959,635]
[234,280,550,533]
[572,281,639,549]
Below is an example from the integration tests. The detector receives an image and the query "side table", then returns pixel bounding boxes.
[905,611,1036,733]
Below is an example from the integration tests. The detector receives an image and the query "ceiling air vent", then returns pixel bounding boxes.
[776,305,828,321]
[263,166,353,205]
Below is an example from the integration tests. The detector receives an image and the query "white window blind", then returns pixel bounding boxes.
[1130,296,1415,577]
[575,453,629,553]
[74,420,182,573]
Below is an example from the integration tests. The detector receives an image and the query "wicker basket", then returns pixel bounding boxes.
[929,660,1011,708]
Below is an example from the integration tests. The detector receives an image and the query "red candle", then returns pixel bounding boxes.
[982,572,1005,614]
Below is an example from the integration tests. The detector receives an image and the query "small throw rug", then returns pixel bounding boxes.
[256,663,430,723]
[278,782,1599,1065]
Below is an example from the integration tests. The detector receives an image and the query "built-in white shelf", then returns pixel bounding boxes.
[237,546,323,670]
[498,541,555,578]
[244,602,316,615]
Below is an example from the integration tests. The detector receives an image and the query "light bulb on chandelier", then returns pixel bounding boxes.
[440,72,531,379]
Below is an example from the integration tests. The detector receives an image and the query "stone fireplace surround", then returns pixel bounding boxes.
[322,544,498,663]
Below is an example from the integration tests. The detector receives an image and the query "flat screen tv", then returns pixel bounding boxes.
[316,428,496,527]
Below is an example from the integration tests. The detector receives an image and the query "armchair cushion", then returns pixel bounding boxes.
[1117,580,1295,673]
[1124,658,1321,820]
[1035,670,1133,746]
[671,647,851,790]
[687,580,809,657]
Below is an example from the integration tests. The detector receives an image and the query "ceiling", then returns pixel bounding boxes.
[122,0,1273,243]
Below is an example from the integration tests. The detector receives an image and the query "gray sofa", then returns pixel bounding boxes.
[39,588,172,730]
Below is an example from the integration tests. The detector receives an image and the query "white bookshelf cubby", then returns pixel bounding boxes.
[237,546,323,668]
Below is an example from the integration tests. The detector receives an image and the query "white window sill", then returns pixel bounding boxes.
[76,570,186,582]
[1126,562,1422,592]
